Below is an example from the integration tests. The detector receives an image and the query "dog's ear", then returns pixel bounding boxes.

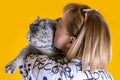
[37,16,40,19]
[55,17,61,22]
[53,17,61,29]
[32,16,41,25]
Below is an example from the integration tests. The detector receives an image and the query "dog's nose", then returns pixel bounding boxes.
[30,24,39,33]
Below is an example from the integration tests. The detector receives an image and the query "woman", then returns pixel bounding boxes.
[20,3,113,80]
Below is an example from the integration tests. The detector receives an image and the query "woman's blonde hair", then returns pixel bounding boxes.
[64,3,112,72]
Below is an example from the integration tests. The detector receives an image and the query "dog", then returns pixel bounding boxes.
[5,17,62,74]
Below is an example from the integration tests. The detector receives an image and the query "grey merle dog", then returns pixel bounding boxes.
[5,17,63,74]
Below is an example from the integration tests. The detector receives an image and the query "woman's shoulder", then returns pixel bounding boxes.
[64,58,113,80]
[65,58,113,80]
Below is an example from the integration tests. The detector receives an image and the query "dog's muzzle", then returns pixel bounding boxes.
[30,24,39,33]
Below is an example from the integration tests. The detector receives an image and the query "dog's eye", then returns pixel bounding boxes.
[42,23,48,29]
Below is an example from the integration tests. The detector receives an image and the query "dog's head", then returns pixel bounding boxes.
[27,17,56,49]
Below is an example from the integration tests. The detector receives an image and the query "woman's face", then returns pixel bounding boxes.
[54,14,75,53]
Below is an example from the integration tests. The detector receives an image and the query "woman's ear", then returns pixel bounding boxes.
[66,36,76,48]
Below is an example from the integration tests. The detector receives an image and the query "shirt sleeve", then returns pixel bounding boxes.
[19,54,113,80]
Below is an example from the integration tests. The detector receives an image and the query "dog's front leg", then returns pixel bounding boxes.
[5,45,31,74]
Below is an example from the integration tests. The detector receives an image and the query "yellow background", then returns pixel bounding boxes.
[0,0,120,80]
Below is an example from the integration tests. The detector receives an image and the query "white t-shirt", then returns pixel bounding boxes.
[19,54,113,80]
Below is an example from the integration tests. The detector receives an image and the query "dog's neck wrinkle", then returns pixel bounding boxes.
[32,45,63,56]
[36,47,56,55]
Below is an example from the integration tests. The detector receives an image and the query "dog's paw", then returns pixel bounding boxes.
[5,63,17,74]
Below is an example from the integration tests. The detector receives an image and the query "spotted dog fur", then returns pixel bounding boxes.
[5,17,62,74]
